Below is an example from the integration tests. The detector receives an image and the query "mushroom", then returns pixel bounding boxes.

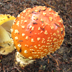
[0,14,15,55]
[11,6,65,67]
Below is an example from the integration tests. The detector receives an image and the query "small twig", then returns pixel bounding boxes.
[41,0,55,8]
[49,54,60,66]
[12,67,21,72]
[48,59,49,64]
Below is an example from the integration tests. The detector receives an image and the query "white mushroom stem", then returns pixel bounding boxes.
[15,52,35,67]
[0,25,10,42]
[1,20,14,33]
[0,25,14,55]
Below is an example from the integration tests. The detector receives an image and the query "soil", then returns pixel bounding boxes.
[0,0,72,72]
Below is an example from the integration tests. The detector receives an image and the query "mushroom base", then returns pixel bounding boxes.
[15,52,35,67]
[0,39,14,55]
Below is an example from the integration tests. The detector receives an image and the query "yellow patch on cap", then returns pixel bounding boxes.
[0,14,15,25]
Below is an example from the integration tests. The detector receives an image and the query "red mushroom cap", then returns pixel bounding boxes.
[11,6,65,59]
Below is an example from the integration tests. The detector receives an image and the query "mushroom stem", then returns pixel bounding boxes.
[15,52,35,67]
[1,20,14,33]
[0,25,14,55]
[0,25,10,42]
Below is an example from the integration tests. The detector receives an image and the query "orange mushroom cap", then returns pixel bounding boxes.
[11,6,65,59]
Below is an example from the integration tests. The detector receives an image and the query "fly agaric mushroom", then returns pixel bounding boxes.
[0,14,15,55]
[11,6,65,67]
